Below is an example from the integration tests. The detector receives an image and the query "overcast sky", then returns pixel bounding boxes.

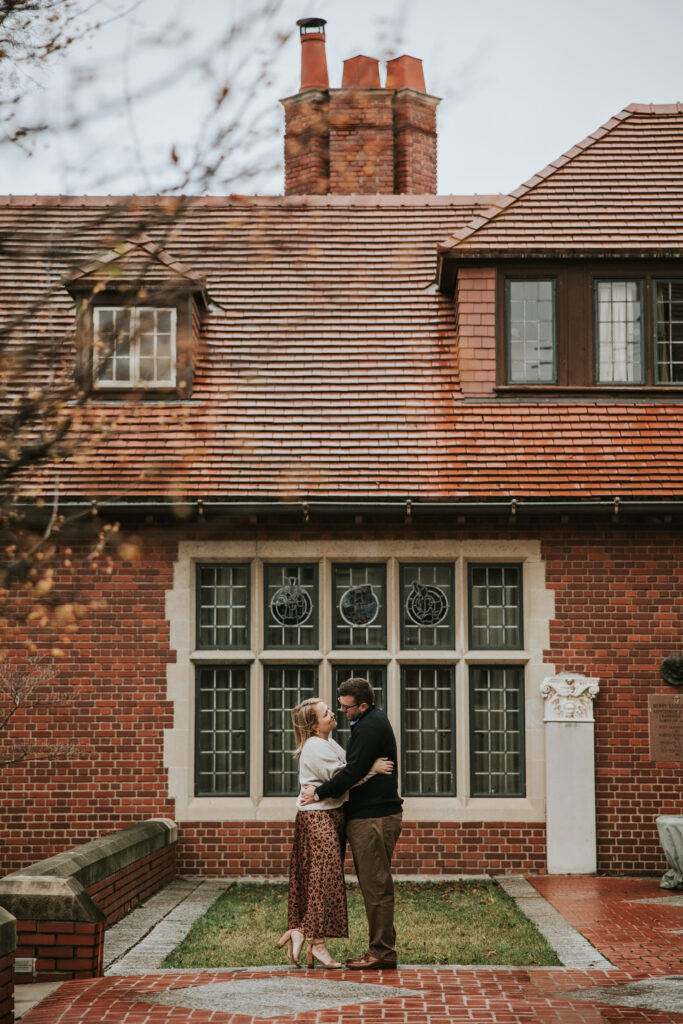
[4,0,683,198]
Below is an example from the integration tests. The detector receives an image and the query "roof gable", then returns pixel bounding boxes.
[65,234,207,301]
[438,104,683,256]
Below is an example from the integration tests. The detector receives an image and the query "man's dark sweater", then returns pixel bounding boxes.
[315,706,403,820]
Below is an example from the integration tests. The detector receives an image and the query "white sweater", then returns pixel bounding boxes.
[296,736,348,811]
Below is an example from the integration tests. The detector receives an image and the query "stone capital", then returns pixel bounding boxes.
[540,673,600,722]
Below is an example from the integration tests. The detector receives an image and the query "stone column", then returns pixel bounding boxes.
[540,674,600,874]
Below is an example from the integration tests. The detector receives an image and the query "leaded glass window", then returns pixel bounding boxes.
[94,306,176,387]
[469,564,522,650]
[332,565,386,649]
[195,665,249,796]
[469,666,525,797]
[197,564,250,649]
[654,280,683,384]
[263,665,317,796]
[332,665,387,749]
[596,280,644,383]
[401,665,456,796]
[400,563,454,649]
[264,564,318,649]
[507,280,556,383]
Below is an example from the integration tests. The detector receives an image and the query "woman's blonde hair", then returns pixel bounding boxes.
[291,696,323,760]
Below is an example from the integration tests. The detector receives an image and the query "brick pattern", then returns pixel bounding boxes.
[393,92,438,194]
[283,87,438,196]
[1,520,680,878]
[12,846,176,984]
[0,949,13,1024]
[282,93,330,195]
[455,265,497,395]
[176,822,547,876]
[86,845,176,927]
[15,920,104,984]
[329,91,396,194]
[17,965,683,1024]
[530,875,683,971]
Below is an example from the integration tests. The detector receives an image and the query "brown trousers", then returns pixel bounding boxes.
[346,813,402,961]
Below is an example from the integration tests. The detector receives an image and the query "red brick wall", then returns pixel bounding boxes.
[86,845,176,927]
[15,920,104,984]
[0,948,13,1024]
[175,821,546,876]
[1,519,680,878]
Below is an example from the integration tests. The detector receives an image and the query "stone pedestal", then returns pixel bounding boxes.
[541,674,600,874]
[656,815,683,889]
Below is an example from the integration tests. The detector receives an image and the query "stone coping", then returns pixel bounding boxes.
[0,906,16,957]
[0,819,177,923]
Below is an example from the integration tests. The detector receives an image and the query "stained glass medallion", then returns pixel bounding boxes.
[332,565,386,648]
[400,564,454,649]
[265,564,318,648]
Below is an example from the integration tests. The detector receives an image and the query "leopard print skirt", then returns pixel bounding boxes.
[287,808,348,938]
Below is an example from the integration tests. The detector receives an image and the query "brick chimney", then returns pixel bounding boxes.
[281,19,440,195]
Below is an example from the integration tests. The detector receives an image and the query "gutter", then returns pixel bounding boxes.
[11,497,683,522]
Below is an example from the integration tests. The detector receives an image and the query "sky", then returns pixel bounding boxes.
[3,0,683,198]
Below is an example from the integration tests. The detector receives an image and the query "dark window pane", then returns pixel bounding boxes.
[197,564,249,648]
[264,665,317,796]
[401,666,456,796]
[469,665,525,797]
[332,665,387,748]
[468,564,523,649]
[195,665,249,796]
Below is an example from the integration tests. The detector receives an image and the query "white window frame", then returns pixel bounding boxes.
[165,539,555,823]
[93,306,177,388]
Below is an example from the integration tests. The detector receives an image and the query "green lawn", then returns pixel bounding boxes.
[162,880,561,968]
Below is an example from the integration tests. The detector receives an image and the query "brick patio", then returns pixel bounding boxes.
[19,876,683,1024]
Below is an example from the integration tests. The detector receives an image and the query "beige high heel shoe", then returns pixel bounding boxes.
[306,940,342,969]
[277,928,305,967]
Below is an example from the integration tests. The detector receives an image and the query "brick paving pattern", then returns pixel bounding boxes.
[19,876,683,1024]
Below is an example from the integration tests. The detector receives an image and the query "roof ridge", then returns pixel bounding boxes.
[0,193,504,209]
[437,105,644,253]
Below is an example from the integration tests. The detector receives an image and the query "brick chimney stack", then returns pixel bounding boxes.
[281,20,440,195]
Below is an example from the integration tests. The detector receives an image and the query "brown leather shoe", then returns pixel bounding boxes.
[345,952,397,970]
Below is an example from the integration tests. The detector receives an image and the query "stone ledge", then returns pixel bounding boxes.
[0,819,177,923]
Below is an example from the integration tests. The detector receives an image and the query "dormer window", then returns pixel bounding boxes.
[94,307,177,388]
[65,236,208,400]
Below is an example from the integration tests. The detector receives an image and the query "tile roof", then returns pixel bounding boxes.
[0,191,681,506]
[439,105,683,254]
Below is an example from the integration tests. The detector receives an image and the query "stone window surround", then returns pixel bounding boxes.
[165,539,555,823]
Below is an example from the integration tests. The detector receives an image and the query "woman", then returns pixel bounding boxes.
[277,696,392,969]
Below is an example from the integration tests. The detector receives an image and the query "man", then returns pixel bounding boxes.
[300,677,403,969]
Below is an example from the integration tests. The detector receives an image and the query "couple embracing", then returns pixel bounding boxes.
[277,676,403,970]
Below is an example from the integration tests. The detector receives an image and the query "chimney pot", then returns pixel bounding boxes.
[385,54,426,92]
[297,17,329,90]
[342,54,381,89]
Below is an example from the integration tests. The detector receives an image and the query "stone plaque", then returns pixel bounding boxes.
[648,693,683,762]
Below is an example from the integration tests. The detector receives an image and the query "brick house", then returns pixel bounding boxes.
[0,19,680,879]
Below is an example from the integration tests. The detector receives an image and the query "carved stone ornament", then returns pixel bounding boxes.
[540,673,600,722]
[660,653,683,688]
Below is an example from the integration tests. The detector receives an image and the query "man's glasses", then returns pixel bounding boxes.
[337,702,359,712]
